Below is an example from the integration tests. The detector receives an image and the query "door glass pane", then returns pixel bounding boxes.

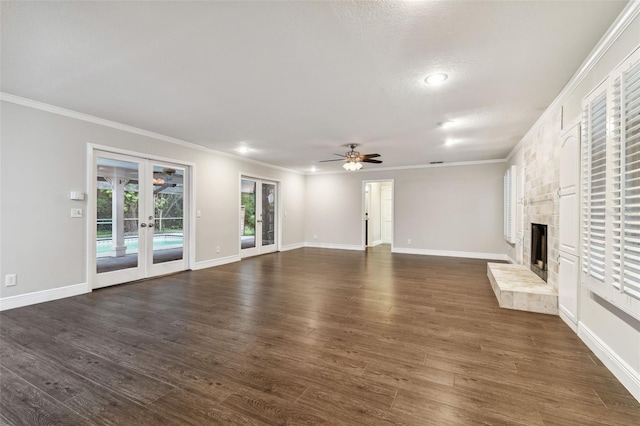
[96,157,140,273]
[152,166,184,264]
[241,179,256,249]
[262,183,276,247]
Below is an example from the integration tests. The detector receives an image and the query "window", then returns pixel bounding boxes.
[582,88,607,283]
[504,165,516,244]
[581,46,640,320]
[612,50,640,300]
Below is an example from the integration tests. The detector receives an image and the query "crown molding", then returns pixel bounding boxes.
[0,92,302,175]
[506,0,640,162]
[308,158,507,175]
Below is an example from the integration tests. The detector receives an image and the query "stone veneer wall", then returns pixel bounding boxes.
[514,110,562,291]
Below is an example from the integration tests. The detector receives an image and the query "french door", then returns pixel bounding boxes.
[93,150,189,288]
[240,177,278,257]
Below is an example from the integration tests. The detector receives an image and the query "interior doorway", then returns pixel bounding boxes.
[91,149,190,289]
[363,180,394,249]
[240,176,278,257]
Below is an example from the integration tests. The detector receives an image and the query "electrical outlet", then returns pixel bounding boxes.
[216,246,221,253]
[70,208,83,218]
[197,210,202,218]
[407,239,412,245]
[313,234,318,240]
[5,274,17,287]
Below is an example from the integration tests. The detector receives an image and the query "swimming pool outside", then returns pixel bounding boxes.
[97,234,183,257]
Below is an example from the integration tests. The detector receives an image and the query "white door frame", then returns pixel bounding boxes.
[361,179,394,251]
[87,144,196,289]
[239,173,282,258]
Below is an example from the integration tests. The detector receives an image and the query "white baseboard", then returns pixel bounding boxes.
[392,247,509,261]
[280,242,305,252]
[578,322,640,402]
[304,242,364,251]
[559,306,578,333]
[0,282,90,312]
[193,255,241,270]
[506,256,517,264]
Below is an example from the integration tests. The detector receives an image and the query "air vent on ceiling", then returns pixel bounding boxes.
[430,161,444,164]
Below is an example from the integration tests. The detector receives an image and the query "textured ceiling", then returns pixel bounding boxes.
[0,1,628,172]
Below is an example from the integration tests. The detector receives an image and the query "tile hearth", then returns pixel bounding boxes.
[487,263,558,315]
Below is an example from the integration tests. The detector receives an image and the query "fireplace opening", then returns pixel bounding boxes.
[531,223,548,282]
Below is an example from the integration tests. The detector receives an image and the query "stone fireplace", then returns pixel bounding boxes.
[531,223,548,282]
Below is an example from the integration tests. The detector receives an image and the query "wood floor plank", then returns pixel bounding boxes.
[147,389,263,426]
[1,246,638,425]
[0,367,90,426]
[0,337,182,425]
[0,316,175,405]
[221,387,332,425]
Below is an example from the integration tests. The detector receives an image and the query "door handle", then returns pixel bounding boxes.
[256,220,262,223]
[148,223,155,228]
[140,223,147,228]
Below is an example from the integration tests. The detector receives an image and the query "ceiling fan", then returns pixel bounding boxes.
[319,144,383,171]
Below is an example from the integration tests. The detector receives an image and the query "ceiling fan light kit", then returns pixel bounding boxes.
[320,144,382,172]
[343,161,363,171]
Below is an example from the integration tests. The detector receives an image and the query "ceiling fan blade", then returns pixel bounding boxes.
[362,159,383,164]
[319,158,346,163]
[361,153,380,159]
[333,153,346,157]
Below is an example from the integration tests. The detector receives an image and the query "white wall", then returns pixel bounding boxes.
[306,162,506,257]
[505,10,640,399]
[0,101,305,300]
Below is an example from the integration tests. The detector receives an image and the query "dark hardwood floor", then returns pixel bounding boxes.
[1,246,639,425]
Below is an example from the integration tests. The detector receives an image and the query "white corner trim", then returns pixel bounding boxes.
[392,247,509,261]
[578,322,640,402]
[192,255,241,271]
[372,240,383,247]
[0,92,301,175]
[304,242,365,251]
[506,1,640,162]
[559,306,578,333]
[0,282,90,312]
[280,243,305,252]
[506,256,517,264]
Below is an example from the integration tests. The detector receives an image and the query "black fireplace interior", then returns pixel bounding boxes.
[531,223,548,282]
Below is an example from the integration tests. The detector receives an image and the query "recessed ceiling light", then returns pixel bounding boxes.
[437,120,454,129]
[425,73,448,85]
[310,166,317,172]
[236,146,250,154]
[445,139,457,146]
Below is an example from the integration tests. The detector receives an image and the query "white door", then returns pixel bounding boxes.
[559,252,579,331]
[559,193,579,256]
[94,151,188,288]
[241,177,278,257]
[559,123,580,256]
[558,121,581,328]
[381,185,393,244]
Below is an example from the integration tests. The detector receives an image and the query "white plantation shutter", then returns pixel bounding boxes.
[504,166,516,244]
[612,59,640,300]
[581,90,608,282]
[504,169,511,241]
[581,46,640,319]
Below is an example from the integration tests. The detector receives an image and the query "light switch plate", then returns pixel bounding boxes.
[5,274,17,287]
[70,191,85,201]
